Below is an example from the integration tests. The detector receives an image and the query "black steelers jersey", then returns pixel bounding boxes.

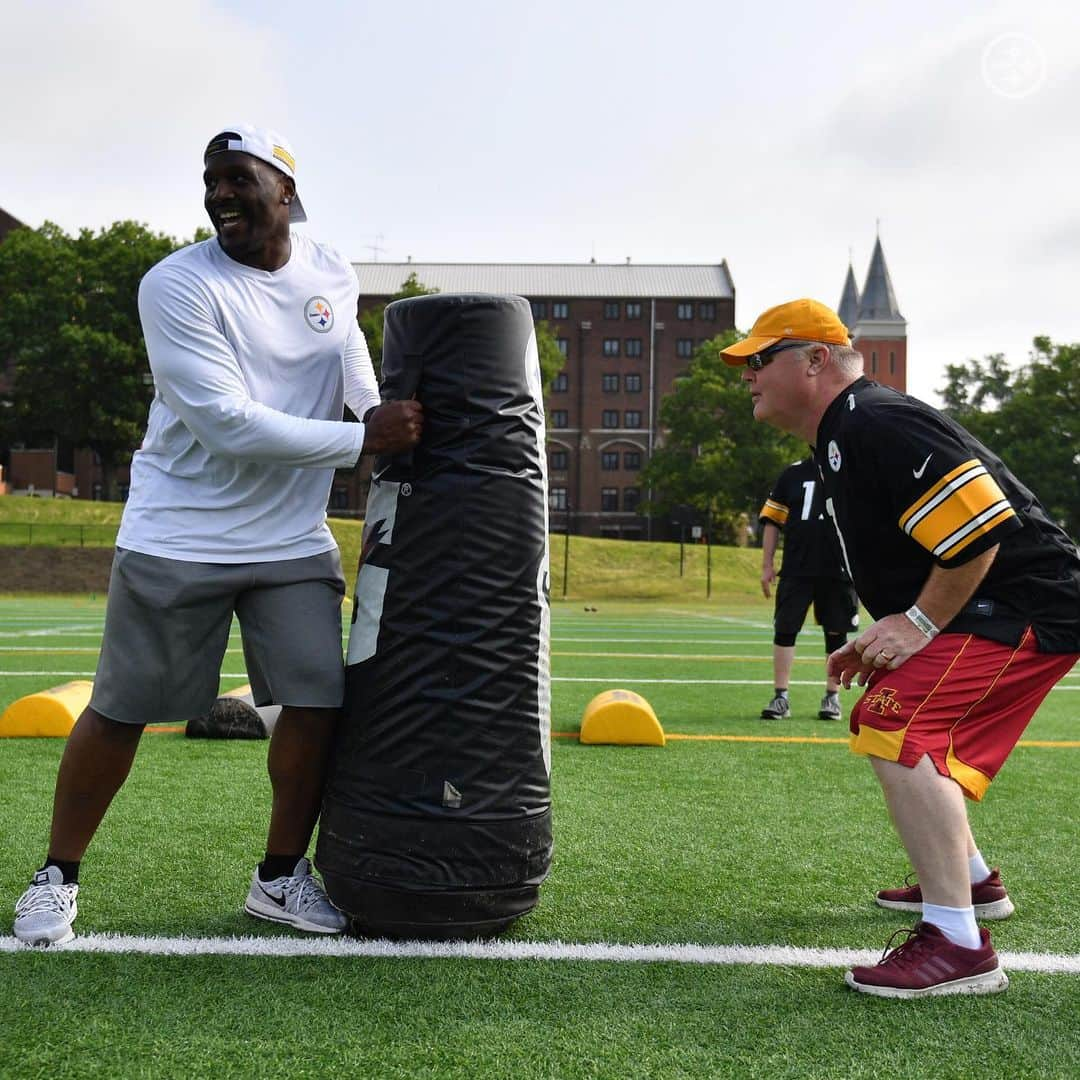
[758,458,848,579]
[814,378,1080,652]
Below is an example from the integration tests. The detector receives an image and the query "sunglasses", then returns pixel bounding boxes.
[744,340,816,371]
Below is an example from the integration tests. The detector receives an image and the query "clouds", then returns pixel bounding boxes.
[3,0,286,239]
[3,0,1079,406]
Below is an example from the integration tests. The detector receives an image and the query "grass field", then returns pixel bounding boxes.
[1,593,1078,1078]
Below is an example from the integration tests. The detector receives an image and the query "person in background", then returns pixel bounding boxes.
[758,456,859,721]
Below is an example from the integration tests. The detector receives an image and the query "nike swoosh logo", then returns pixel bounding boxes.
[913,453,933,479]
[258,883,288,908]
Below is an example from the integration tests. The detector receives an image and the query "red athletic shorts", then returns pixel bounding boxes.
[849,628,1078,801]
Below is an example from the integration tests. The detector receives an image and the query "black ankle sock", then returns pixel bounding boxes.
[774,688,789,698]
[259,854,303,882]
[42,858,80,885]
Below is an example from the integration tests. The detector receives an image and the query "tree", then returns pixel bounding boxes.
[533,319,566,396]
[939,337,1080,538]
[357,272,439,379]
[0,220,205,499]
[641,329,803,541]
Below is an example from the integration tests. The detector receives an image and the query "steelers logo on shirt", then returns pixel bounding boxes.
[305,296,334,333]
[827,440,842,472]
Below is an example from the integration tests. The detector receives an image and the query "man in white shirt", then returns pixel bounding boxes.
[13,124,422,945]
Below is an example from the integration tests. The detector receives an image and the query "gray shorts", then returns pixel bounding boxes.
[91,548,347,725]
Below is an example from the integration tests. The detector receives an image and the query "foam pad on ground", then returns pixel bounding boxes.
[0,680,93,737]
[186,684,279,739]
[580,689,665,746]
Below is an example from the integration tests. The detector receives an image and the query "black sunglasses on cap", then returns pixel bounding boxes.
[745,340,817,371]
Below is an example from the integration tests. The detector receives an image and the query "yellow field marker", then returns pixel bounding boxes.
[579,689,665,747]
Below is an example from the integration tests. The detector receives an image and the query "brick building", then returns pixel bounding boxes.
[354,261,736,539]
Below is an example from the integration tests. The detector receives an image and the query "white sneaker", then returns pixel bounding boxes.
[244,857,348,934]
[14,866,79,946]
[818,693,842,721]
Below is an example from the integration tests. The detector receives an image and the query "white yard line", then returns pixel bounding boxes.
[2,672,1078,691]
[1,933,1078,973]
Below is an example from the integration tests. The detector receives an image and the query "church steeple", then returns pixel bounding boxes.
[837,261,860,334]
[849,231,907,392]
[856,235,904,324]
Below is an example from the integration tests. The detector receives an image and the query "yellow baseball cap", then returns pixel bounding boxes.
[721,298,850,364]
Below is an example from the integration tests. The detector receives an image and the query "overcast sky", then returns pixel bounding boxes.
[5,0,1077,403]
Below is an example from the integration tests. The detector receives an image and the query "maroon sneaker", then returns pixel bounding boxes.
[846,922,1008,999]
[875,868,1015,920]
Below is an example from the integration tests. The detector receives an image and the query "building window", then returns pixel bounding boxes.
[623,487,641,512]
[676,302,693,320]
[602,373,619,392]
[625,409,642,427]
[602,410,619,428]
[553,302,569,319]
[889,350,896,374]
[549,486,567,510]
[625,302,642,319]
[550,449,568,471]
[624,450,641,470]
[871,350,878,373]
[601,487,619,512]
[699,302,717,320]
[531,301,547,319]
[604,301,620,319]
[625,338,642,357]
[676,338,694,358]
[552,409,569,428]
[552,371,568,392]
[601,451,620,470]
[624,373,642,393]
[556,338,569,357]
[603,338,620,356]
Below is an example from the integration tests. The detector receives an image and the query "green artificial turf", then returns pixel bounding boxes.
[0,596,1077,1078]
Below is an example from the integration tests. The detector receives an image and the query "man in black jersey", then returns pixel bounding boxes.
[722,298,1080,999]
[758,458,858,720]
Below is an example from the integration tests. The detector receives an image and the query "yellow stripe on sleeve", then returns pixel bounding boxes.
[937,505,1017,561]
[900,461,1015,558]
[899,460,982,531]
[759,499,788,527]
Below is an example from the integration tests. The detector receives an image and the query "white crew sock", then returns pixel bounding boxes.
[969,851,992,884]
[922,903,981,949]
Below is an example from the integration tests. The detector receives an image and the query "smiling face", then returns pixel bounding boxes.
[203,150,293,270]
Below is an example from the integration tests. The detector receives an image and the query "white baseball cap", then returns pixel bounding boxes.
[204,123,307,223]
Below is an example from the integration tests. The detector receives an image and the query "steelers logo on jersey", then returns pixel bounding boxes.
[305,296,334,333]
[827,440,842,472]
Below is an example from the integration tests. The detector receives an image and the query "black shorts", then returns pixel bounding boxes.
[774,576,858,638]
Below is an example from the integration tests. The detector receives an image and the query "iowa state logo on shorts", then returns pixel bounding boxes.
[305,296,334,333]
[865,687,903,716]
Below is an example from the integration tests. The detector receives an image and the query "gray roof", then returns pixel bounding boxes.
[837,263,860,332]
[352,261,734,299]
[857,237,904,323]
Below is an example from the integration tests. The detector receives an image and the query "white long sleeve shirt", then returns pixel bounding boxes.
[118,234,379,562]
